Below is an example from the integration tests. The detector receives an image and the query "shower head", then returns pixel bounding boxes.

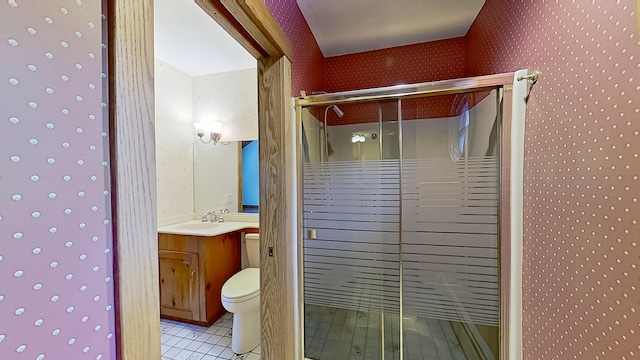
[332,105,345,118]
[323,104,345,122]
[322,104,345,161]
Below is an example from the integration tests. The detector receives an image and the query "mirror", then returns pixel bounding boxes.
[193,140,258,214]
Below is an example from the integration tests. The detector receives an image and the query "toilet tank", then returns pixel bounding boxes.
[245,233,260,268]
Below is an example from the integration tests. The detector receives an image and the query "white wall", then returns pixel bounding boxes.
[324,91,498,161]
[155,58,257,221]
[155,59,194,219]
[193,68,258,141]
[301,109,323,162]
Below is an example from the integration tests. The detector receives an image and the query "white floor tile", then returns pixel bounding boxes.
[165,336,182,347]
[179,328,204,340]
[163,347,182,359]
[218,347,236,359]
[195,332,213,342]
[173,349,200,360]
[184,352,205,360]
[205,334,223,345]
[207,344,226,357]
[204,326,219,334]
[166,327,183,336]
[186,340,204,351]
[217,336,231,347]
[214,327,231,336]
[161,314,260,360]
[162,333,174,344]
[196,342,215,354]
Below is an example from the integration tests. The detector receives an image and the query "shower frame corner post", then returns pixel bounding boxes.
[499,83,514,360]
[295,71,526,360]
[294,100,305,360]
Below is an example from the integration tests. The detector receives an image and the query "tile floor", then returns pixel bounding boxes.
[304,304,466,360]
[161,313,261,360]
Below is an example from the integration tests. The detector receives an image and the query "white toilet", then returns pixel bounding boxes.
[221,233,260,354]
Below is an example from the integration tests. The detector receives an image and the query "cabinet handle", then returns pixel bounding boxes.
[190,270,196,283]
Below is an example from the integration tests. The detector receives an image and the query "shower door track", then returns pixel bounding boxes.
[296,72,514,106]
[295,70,528,360]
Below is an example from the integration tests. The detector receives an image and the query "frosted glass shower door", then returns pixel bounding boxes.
[400,90,501,359]
[301,101,401,360]
[301,88,504,360]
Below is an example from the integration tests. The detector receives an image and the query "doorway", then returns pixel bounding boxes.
[112,1,295,359]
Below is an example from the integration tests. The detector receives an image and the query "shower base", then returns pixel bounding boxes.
[304,304,469,360]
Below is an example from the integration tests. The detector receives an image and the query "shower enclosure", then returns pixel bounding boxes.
[296,72,527,360]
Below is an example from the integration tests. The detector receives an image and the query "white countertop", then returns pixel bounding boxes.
[158,219,258,237]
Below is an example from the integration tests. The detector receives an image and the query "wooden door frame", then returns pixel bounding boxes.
[110,0,296,359]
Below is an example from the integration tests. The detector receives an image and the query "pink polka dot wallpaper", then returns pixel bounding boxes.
[324,37,465,93]
[264,0,325,96]
[467,1,640,359]
[0,1,115,359]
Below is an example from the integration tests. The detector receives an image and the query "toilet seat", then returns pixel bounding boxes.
[221,268,259,303]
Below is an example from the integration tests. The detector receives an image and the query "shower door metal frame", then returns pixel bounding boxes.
[295,72,521,360]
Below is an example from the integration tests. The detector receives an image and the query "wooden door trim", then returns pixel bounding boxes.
[195,0,293,60]
[112,0,295,359]
[109,0,159,359]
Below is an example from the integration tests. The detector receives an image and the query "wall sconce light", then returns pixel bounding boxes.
[193,121,223,144]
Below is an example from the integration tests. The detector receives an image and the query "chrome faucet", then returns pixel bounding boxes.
[201,211,216,222]
[217,208,230,222]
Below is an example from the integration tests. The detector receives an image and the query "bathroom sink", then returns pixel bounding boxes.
[175,222,219,230]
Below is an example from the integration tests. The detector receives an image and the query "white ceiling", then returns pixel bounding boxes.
[154,0,256,76]
[297,0,485,57]
[154,0,485,75]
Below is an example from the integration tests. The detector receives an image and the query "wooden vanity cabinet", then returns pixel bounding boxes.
[158,232,241,326]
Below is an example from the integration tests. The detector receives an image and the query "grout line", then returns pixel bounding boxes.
[160,315,261,360]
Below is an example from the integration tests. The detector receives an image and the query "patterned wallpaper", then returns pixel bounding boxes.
[155,60,256,221]
[0,1,115,359]
[155,59,195,220]
[324,37,466,92]
[264,0,324,96]
[466,1,640,359]
[193,68,258,141]
[320,38,466,125]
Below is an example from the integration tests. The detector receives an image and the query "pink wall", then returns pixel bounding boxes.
[319,38,466,125]
[264,0,325,96]
[324,37,466,92]
[466,1,640,359]
[0,1,116,359]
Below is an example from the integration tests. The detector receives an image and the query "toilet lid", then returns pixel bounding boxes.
[222,268,260,303]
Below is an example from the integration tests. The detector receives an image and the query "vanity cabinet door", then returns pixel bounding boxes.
[159,250,200,322]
